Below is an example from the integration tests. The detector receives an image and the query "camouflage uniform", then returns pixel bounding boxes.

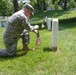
[0,9,36,56]
[21,29,30,45]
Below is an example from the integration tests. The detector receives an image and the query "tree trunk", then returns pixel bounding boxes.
[64,0,67,10]
[13,0,18,12]
[43,0,46,10]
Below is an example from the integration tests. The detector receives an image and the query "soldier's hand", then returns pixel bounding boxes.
[34,25,39,29]
[34,29,40,36]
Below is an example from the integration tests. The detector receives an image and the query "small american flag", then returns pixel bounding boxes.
[41,23,45,28]
[36,37,41,45]
[36,31,41,45]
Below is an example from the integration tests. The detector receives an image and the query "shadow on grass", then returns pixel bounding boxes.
[31,10,76,31]
[33,10,70,19]
[16,49,28,57]
[0,49,27,60]
[43,47,52,52]
[43,47,59,53]
[32,20,76,32]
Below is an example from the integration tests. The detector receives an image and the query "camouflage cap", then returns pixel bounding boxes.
[24,4,34,15]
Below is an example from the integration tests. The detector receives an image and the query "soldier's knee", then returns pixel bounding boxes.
[6,49,16,56]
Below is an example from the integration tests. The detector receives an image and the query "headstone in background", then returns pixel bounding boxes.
[46,17,51,31]
[52,18,58,51]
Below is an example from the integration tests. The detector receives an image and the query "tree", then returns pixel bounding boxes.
[68,0,76,9]
[13,0,18,12]
[30,0,47,11]
[59,0,76,10]
[0,0,13,16]
[42,0,46,10]
[52,0,58,4]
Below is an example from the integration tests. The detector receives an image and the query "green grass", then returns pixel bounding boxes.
[0,10,76,75]
[31,10,76,25]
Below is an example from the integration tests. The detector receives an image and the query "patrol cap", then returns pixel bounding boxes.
[24,4,34,15]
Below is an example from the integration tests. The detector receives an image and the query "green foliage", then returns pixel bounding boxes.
[52,0,76,10]
[18,3,24,10]
[52,0,59,4]
[0,0,7,16]
[30,0,52,11]
[0,0,14,16]
[54,0,61,10]
[0,0,76,16]
[68,0,76,9]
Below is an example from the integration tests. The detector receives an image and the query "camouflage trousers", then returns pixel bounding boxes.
[0,31,30,57]
[21,30,30,45]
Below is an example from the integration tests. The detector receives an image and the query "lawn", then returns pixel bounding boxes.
[0,10,76,75]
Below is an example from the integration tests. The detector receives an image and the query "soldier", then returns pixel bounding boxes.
[0,4,39,56]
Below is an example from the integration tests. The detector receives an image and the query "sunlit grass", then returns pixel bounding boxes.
[0,10,76,75]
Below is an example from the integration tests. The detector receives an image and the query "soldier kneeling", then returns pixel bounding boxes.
[20,29,35,51]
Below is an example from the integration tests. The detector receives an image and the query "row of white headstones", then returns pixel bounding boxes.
[46,17,58,51]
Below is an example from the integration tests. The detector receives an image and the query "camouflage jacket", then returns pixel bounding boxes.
[3,9,35,43]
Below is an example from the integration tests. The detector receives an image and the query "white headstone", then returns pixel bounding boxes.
[52,18,58,50]
[1,21,7,27]
[46,18,51,31]
[0,22,2,27]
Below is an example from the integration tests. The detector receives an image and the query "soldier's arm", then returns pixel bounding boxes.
[23,16,39,31]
